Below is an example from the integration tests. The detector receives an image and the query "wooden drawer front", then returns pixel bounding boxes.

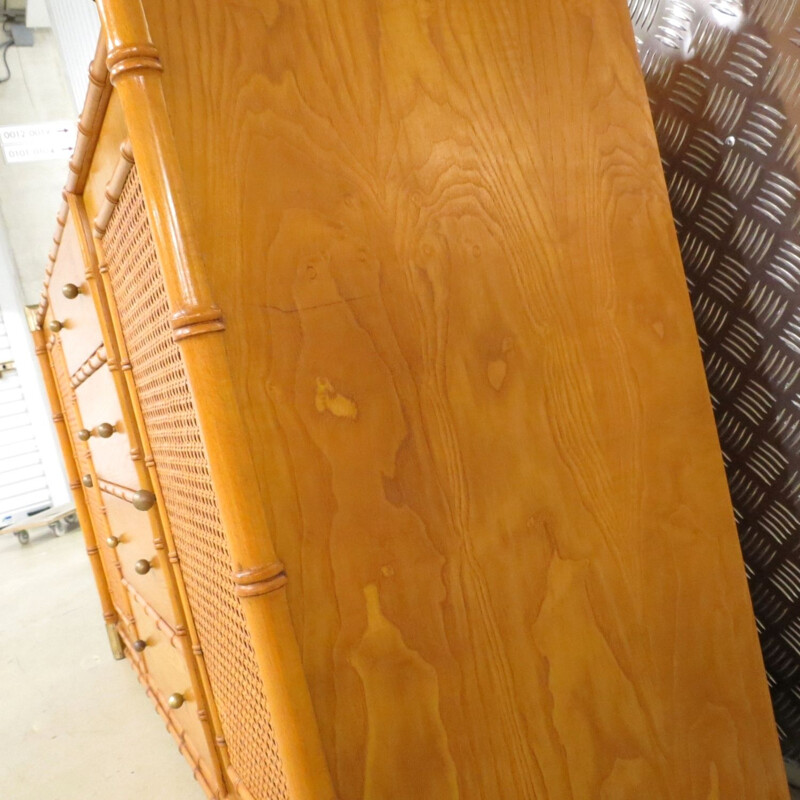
[73,362,138,488]
[47,334,92,478]
[128,596,218,788]
[130,598,190,708]
[47,334,132,622]
[101,489,176,626]
[47,213,103,376]
[84,490,131,621]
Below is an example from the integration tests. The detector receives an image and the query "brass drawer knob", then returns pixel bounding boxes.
[96,422,115,438]
[106,535,120,549]
[82,473,93,488]
[48,320,63,333]
[132,639,147,653]
[134,558,152,575]
[62,283,80,299]
[167,693,185,710]
[132,490,156,511]
[77,428,91,441]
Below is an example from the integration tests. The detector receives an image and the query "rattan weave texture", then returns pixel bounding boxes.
[103,166,288,800]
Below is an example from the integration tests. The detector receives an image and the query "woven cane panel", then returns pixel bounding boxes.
[630,0,800,758]
[103,166,288,800]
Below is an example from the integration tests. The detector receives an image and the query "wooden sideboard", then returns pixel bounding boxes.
[31,1,788,798]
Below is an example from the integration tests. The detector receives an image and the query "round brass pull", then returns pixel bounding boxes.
[132,490,156,511]
[82,473,93,488]
[167,693,185,710]
[96,422,115,438]
[132,639,147,653]
[48,320,63,333]
[77,429,91,441]
[134,558,152,575]
[106,535,120,549]
[62,283,80,299]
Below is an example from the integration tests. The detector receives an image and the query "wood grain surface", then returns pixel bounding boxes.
[47,215,103,376]
[141,0,788,797]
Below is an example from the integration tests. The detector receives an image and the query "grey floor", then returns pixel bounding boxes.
[0,524,205,800]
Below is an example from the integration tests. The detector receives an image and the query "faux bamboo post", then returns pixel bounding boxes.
[32,326,123,659]
[66,36,111,194]
[95,3,336,796]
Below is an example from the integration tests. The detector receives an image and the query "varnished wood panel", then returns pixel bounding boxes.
[74,363,139,488]
[129,594,220,792]
[47,214,103,376]
[139,0,785,797]
[102,490,176,626]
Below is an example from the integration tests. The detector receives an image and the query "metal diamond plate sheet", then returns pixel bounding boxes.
[630,0,800,759]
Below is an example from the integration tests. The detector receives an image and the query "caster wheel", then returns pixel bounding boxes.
[16,530,30,545]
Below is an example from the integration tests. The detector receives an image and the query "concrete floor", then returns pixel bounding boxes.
[0,524,205,800]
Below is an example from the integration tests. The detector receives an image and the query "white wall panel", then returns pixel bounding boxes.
[44,0,99,111]
[0,318,51,518]
[26,0,52,29]
[0,219,68,519]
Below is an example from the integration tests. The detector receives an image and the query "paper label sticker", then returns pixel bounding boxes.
[0,121,76,164]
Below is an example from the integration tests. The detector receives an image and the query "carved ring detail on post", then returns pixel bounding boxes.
[233,562,288,598]
[171,306,226,341]
[106,44,163,83]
